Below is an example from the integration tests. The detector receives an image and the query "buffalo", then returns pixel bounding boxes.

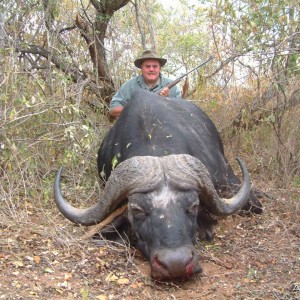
[54,89,262,280]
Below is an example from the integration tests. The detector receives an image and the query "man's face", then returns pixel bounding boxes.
[141,60,161,84]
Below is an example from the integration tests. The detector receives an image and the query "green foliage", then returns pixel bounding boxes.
[205,0,299,77]
[109,1,210,90]
[111,153,121,170]
[0,56,107,216]
[263,113,276,124]
[292,175,300,188]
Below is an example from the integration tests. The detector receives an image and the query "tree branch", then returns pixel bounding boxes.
[15,43,105,97]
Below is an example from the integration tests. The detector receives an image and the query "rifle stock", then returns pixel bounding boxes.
[164,78,182,90]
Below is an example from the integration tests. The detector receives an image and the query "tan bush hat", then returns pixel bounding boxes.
[134,50,167,68]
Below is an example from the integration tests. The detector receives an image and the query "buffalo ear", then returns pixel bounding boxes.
[93,211,132,245]
[196,209,217,241]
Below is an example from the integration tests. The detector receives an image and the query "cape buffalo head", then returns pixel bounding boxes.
[54,154,250,280]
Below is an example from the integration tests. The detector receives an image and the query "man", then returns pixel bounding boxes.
[109,50,182,117]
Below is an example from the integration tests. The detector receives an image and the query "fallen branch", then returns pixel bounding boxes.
[81,204,128,240]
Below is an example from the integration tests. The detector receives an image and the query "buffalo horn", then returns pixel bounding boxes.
[54,154,250,226]
[54,157,163,226]
[162,154,250,216]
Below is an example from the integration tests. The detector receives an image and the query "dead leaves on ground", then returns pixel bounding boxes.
[0,227,147,299]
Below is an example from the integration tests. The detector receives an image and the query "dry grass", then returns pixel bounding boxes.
[1,67,299,299]
[1,172,299,299]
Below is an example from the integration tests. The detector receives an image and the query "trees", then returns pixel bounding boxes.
[0,3,299,298]
[3,0,130,102]
[0,0,299,198]
[203,0,299,179]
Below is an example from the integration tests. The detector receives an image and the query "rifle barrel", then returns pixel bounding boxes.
[156,56,214,94]
[177,56,214,80]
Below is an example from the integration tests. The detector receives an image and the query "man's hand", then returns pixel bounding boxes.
[159,87,170,97]
[110,106,124,118]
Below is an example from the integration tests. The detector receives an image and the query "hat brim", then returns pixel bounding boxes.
[134,58,167,68]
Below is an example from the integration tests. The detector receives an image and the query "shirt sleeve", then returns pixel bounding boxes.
[110,89,128,110]
[109,79,135,110]
[110,91,126,110]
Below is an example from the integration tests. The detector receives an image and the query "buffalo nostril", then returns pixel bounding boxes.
[153,253,169,272]
[154,254,163,266]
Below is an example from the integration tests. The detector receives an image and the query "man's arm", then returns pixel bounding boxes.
[109,80,133,117]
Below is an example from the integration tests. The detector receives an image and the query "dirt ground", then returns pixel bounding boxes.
[1,186,299,300]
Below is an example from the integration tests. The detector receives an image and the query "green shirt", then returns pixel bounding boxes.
[110,74,182,110]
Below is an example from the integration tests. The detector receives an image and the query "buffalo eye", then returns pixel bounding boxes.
[186,203,199,216]
[130,205,148,218]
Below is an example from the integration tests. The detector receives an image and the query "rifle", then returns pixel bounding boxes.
[155,56,213,94]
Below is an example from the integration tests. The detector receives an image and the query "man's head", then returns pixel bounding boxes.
[134,50,167,68]
[134,50,167,85]
[140,59,161,85]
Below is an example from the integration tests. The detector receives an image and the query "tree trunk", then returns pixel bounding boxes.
[0,9,5,85]
[11,0,131,103]
[84,0,131,99]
